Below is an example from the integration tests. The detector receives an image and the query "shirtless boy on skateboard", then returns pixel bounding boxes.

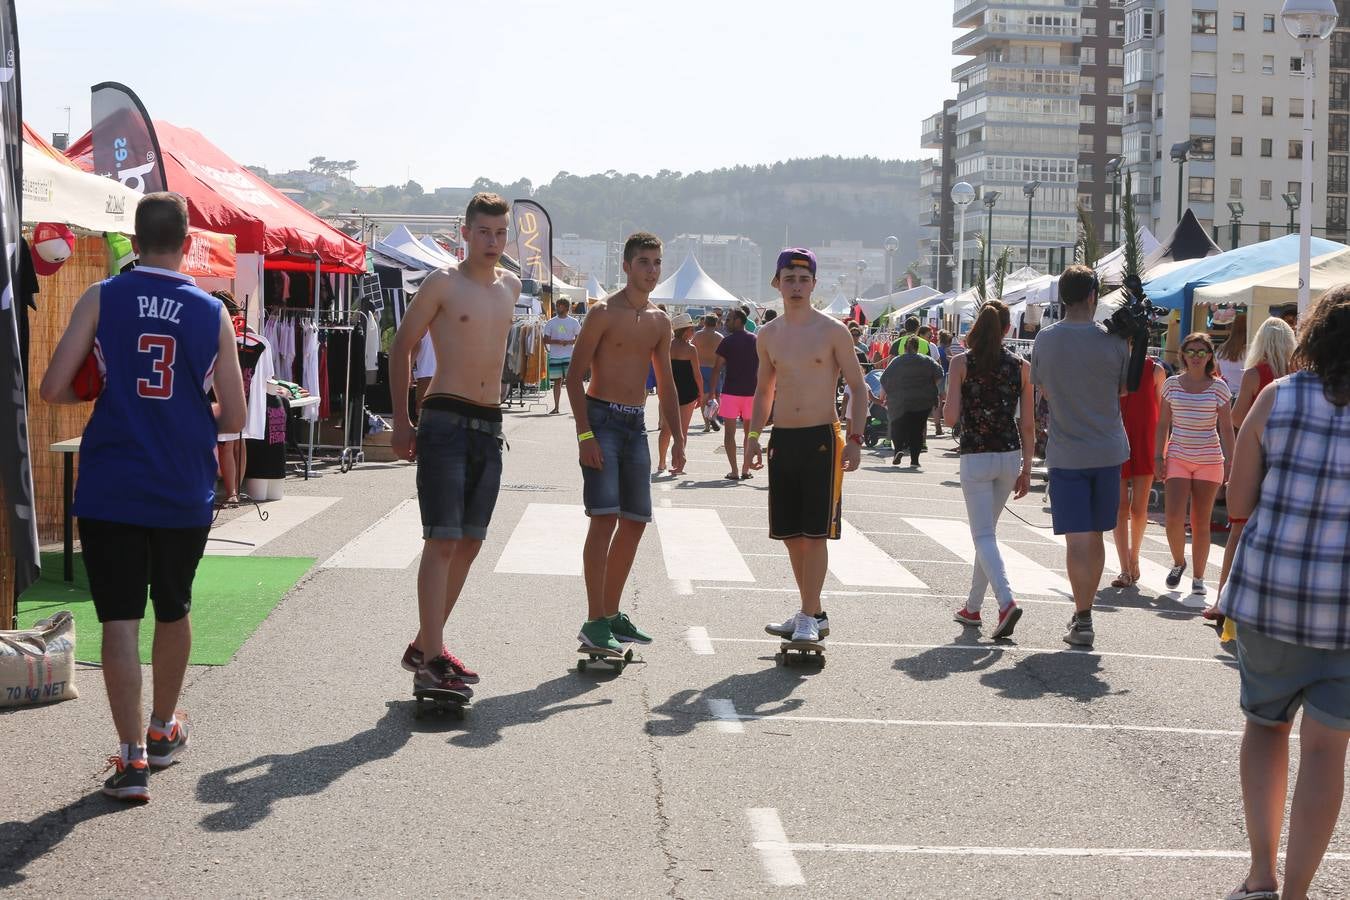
[566,233,685,656]
[390,192,522,701]
[744,249,867,645]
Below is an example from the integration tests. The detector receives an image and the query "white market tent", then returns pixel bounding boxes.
[377,224,454,271]
[944,266,1043,317]
[586,274,605,300]
[419,235,459,266]
[819,290,852,317]
[551,276,587,303]
[1094,227,1162,284]
[1192,247,1350,309]
[21,143,141,232]
[859,285,942,321]
[1094,257,1213,322]
[650,253,742,308]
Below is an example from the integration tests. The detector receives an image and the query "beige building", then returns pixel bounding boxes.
[1123,1,1332,247]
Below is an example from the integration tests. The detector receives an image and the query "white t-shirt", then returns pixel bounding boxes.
[544,315,582,360]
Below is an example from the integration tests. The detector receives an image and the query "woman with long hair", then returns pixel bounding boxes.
[1216,311,1248,393]
[1155,332,1237,598]
[1112,340,1165,588]
[658,314,703,476]
[944,300,1033,639]
[1221,286,1350,900]
[1205,316,1299,624]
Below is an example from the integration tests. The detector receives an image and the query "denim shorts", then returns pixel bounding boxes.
[1048,464,1122,534]
[1236,626,1350,731]
[581,397,652,523]
[416,408,503,540]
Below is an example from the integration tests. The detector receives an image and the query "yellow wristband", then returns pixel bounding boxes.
[577,431,595,442]
[748,431,761,440]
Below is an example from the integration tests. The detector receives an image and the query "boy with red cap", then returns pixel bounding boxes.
[744,249,868,643]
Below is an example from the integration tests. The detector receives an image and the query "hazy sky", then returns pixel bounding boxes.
[19,1,957,189]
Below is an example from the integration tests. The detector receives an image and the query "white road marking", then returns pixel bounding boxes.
[671,501,971,522]
[655,507,754,583]
[207,495,339,556]
[320,499,424,569]
[493,503,588,576]
[746,808,805,887]
[707,637,1234,666]
[779,842,1350,861]
[673,578,694,596]
[719,711,1245,737]
[829,521,927,588]
[706,698,744,732]
[904,517,1072,597]
[689,584,1204,616]
[685,626,715,655]
[1020,524,1185,602]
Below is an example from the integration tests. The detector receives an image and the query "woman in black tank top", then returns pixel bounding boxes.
[943,301,1035,640]
[660,316,704,475]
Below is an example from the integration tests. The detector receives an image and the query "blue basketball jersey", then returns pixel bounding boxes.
[73,266,225,528]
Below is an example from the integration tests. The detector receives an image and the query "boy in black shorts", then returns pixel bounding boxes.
[743,249,866,643]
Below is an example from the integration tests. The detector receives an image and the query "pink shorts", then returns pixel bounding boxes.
[1165,456,1225,483]
[718,393,755,423]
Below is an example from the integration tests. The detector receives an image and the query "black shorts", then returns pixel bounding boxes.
[78,518,211,623]
[416,396,504,541]
[767,423,844,541]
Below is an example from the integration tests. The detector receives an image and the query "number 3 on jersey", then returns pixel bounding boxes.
[137,334,177,399]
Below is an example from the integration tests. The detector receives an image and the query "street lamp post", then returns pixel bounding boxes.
[1023,181,1040,270]
[1283,191,1301,234]
[1105,157,1123,248]
[855,259,867,300]
[951,182,976,292]
[884,235,900,297]
[1282,0,1337,315]
[983,189,1002,276]
[1170,141,1190,226]
[1227,201,1245,249]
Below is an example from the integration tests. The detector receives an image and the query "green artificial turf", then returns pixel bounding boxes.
[17,552,314,666]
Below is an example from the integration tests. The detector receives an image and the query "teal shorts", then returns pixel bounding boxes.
[548,358,570,380]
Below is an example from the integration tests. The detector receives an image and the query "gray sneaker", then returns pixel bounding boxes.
[1062,614,1095,647]
[791,612,821,643]
[765,611,830,639]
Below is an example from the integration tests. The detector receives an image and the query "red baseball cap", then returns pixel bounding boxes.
[31,222,76,276]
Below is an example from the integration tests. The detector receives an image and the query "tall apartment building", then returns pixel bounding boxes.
[1122,1,1331,247]
[811,241,889,298]
[664,234,762,301]
[1326,2,1350,242]
[553,234,610,287]
[946,0,1124,284]
[918,101,958,291]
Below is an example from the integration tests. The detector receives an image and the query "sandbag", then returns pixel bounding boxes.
[0,611,79,707]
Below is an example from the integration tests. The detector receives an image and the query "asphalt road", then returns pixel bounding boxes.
[4,394,1349,898]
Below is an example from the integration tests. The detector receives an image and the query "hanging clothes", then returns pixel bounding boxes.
[300,319,321,422]
[245,394,290,480]
[319,339,330,420]
[238,330,275,440]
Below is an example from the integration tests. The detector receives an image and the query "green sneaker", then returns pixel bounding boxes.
[579,618,623,652]
[609,612,653,645]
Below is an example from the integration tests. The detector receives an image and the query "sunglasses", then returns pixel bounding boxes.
[1182,348,1212,358]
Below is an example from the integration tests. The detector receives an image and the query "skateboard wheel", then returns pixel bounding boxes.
[578,660,588,673]
[624,648,634,662]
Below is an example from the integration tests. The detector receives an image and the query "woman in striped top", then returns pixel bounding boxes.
[1153,332,1236,597]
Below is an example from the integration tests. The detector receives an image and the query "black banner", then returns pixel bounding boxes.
[90,81,166,194]
[0,0,39,601]
[512,199,552,296]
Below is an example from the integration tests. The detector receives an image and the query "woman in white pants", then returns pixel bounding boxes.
[944,301,1035,639]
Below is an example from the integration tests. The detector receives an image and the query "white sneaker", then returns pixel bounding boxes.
[765,611,830,639]
[1192,577,1207,597]
[791,613,821,643]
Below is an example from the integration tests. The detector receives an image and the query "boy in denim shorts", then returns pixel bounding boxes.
[389,193,522,698]
[565,233,685,652]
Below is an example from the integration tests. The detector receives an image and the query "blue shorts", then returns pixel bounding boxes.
[1236,627,1350,731]
[1047,464,1121,534]
[547,357,570,380]
[416,408,503,541]
[700,366,723,392]
[581,397,652,523]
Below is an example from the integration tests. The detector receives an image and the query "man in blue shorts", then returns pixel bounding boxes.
[40,193,246,801]
[566,233,684,652]
[543,298,581,414]
[1030,264,1130,647]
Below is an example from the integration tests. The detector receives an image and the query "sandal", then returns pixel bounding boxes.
[740,472,754,480]
[1110,572,1135,588]
[1223,884,1278,900]
[725,472,739,481]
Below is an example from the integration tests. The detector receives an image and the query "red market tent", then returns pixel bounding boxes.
[66,121,364,273]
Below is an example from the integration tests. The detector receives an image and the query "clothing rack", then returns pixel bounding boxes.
[502,315,544,409]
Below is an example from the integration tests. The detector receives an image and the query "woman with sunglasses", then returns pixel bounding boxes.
[1154,333,1236,597]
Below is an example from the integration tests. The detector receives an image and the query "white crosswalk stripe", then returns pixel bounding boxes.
[207,495,339,556]
[904,516,1072,597]
[1016,523,1184,600]
[655,507,754,583]
[321,498,423,569]
[494,503,589,576]
[829,521,927,589]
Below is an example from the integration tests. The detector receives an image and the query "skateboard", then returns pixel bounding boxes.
[776,640,826,667]
[577,643,636,673]
[413,687,470,720]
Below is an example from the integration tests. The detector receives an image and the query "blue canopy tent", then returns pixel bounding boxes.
[1146,234,1345,335]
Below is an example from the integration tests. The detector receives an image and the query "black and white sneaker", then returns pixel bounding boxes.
[102,754,150,802]
[1166,561,1187,589]
[146,718,190,769]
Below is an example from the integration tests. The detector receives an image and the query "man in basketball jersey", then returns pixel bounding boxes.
[40,193,246,801]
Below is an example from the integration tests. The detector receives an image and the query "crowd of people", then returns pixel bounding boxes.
[41,189,1350,898]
